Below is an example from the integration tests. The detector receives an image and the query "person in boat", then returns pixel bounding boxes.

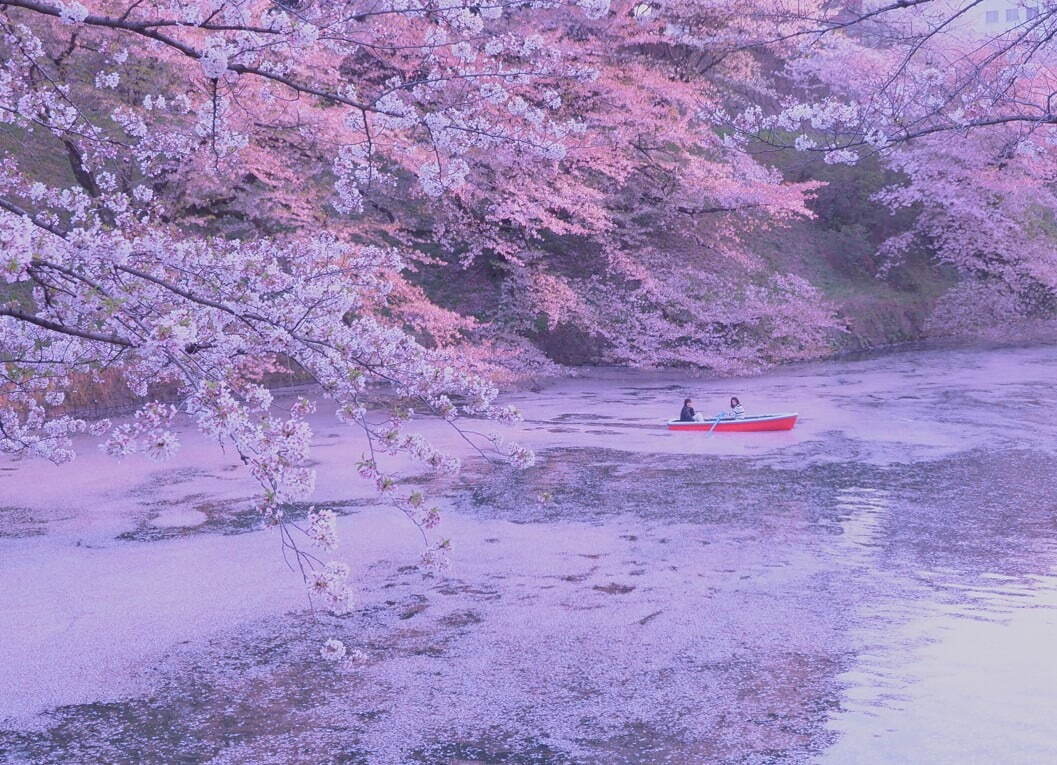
[730,396,745,419]
[679,398,696,422]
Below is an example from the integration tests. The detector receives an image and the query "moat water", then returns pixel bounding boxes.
[2,344,1056,763]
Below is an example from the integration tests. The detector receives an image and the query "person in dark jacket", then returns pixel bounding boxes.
[679,398,695,422]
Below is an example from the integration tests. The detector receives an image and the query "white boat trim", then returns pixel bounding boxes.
[666,413,798,425]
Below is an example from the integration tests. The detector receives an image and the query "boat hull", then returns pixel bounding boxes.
[667,414,798,432]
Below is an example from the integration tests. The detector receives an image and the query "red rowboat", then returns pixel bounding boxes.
[667,413,798,432]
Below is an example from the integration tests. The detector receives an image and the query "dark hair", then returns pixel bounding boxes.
[730,396,740,407]
[684,398,692,406]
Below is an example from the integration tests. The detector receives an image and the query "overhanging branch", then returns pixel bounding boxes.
[0,307,134,347]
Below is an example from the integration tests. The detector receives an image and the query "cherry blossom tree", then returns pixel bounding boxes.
[419,0,842,370]
[0,0,594,652]
[1,0,852,654]
[729,1,1057,322]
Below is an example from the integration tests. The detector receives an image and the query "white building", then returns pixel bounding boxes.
[974,0,1042,33]
[883,0,1049,39]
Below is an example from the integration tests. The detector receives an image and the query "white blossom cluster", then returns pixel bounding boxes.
[58,1,89,25]
[309,561,353,614]
[307,507,339,551]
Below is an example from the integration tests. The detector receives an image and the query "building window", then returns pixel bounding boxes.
[986,10,1000,22]
[1006,8,1020,21]
[1026,7,1039,19]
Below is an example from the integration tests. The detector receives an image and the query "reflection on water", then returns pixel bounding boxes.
[825,574,1057,764]
[824,475,1057,763]
[452,445,1057,762]
[835,487,889,544]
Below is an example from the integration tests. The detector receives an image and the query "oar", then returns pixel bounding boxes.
[706,411,726,438]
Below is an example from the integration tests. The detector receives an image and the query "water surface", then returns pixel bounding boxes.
[1,345,1056,763]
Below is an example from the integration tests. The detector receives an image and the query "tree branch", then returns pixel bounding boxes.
[0,307,134,347]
